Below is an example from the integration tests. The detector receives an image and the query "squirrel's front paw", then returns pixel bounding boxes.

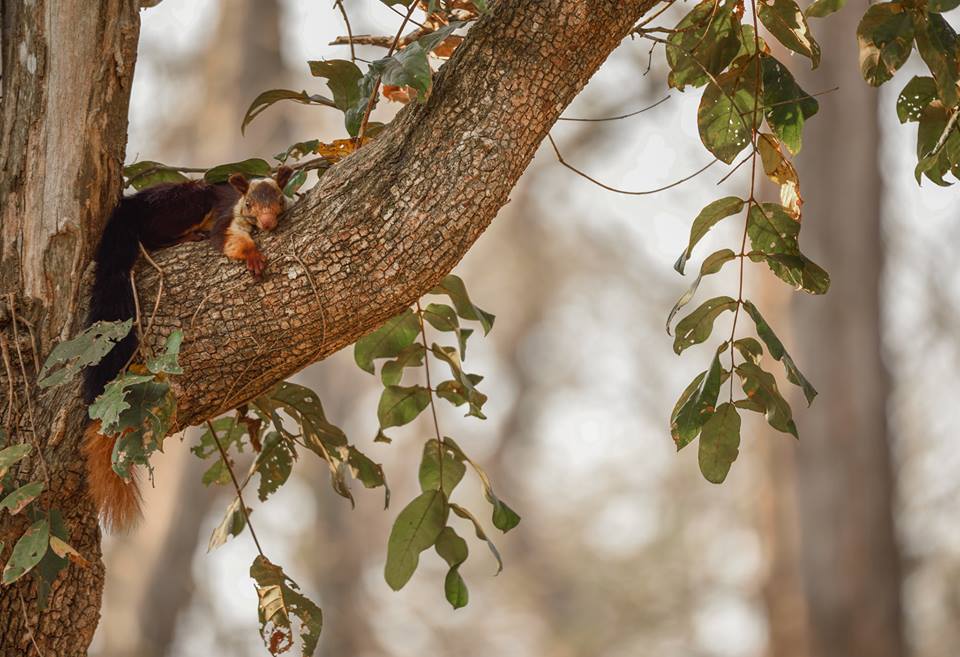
[246,251,266,277]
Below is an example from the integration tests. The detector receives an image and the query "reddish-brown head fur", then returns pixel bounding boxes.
[229,166,294,231]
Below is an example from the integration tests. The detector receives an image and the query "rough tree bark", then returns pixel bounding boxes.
[0,1,657,654]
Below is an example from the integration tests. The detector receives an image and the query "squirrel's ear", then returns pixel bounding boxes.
[228,173,249,194]
[275,166,294,191]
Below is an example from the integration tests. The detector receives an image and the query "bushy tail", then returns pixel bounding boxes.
[83,197,144,405]
[82,421,142,532]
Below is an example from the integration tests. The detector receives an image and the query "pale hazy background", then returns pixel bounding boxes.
[90,3,960,657]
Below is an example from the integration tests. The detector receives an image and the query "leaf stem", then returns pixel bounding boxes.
[415,301,445,493]
[206,419,266,558]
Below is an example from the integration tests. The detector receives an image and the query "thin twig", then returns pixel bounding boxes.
[19,591,44,657]
[548,134,718,196]
[138,243,165,346]
[415,301,445,493]
[333,0,356,63]
[558,96,670,122]
[206,419,266,558]
[1,335,18,422]
[7,294,49,484]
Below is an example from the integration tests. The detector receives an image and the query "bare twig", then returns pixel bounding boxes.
[206,419,266,558]
[548,134,718,196]
[333,0,357,63]
[19,591,44,657]
[288,248,327,358]
[7,294,49,484]
[558,95,670,122]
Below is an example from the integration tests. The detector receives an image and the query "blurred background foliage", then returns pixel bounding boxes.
[92,2,960,656]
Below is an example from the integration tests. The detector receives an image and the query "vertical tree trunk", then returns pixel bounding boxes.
[765,7,905,657]
[0,1,140,655]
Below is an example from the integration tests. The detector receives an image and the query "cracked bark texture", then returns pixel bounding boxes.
[0,1,141,655]
[0,0,656,653]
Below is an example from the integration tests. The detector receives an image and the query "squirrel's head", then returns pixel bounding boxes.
[229,166,294,232]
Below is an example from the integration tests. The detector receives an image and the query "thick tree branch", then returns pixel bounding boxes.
[136,0,659,427]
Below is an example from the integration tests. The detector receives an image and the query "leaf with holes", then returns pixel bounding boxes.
[0,481,43,515]
[758,0,821,67]
[698,56,762,164]
[666,0,743,90]
[896,76,938,124]
[146,329,184,375]
[673,296,738,354]
[914,12,960,108]
[251,555,323,657]
[419,439,466,497]
[0,444,31,480]
[3,518,49,584]
[256,432,295,502]
[38,320,133,389]
[856,3,914,87]
[761,55,819,155]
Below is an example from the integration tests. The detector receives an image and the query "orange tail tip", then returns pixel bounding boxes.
[82,421,142,532]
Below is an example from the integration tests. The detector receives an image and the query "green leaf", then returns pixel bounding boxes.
[805,0,847,19]
[736,362,798,438]
[443,437,520,533]
[422,303,471,358]
[741,301,817,404]
[123,161,189,191]
[87,372,155,433]
[258,382,348,457]
[671,349,724,449]
[354,309,421,374]
[308,59,364,112]
[430,274,495,334]
[208,496,248,551]
[761,54,820,154]
[146,329,184,375]
[668,249,737,332]
[856,2,915,87]
[250,555,323,657]
[419,439,466,497]
[435,375,487,419]
[675,197,745,274]
[0,481,43,515]
[3,518,49,584]
[666,0,742,90]
[109,377,177,479]
[204,158,272,184]
[758,0,821,67]
[430,344,487,418]
[381,343,426,387]
[0,444,31,480]
[698,56,761,164]
[698,402,742,483]
[436,526,470,609]
[347,446,390,508]
[378,385,431,429]
[747,203,830,294]
[733,337,764,365]
[914,12,960,108]
[385,490,448,590]
[34,510,69,610]
[283,169,308,197]
[929,0,960,11]
[673,296,738,354]
[241,89,334,135]
[449,502,503,574]
[256,432,295,502]
[38,320,133,389]
[896,76,938,123]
